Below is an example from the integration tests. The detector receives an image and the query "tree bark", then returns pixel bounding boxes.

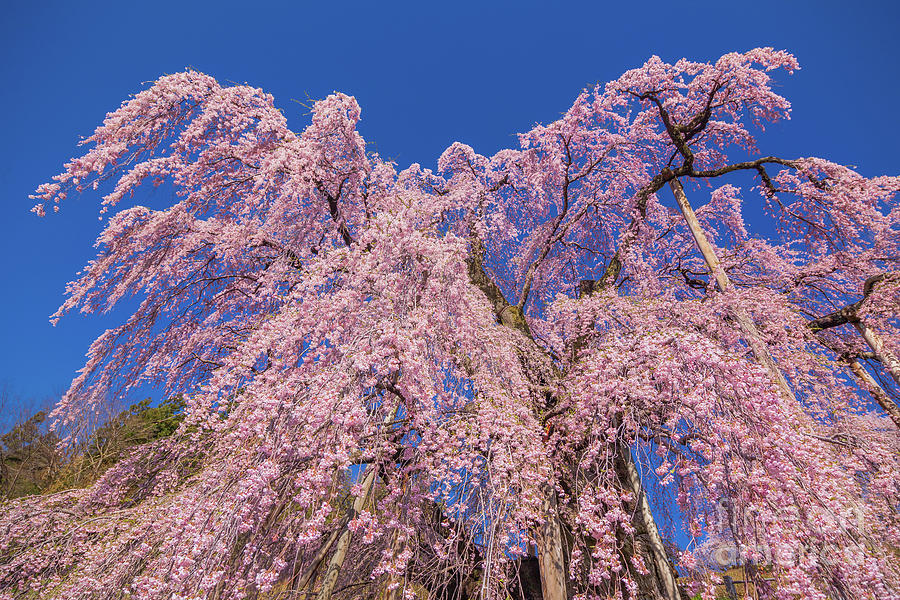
[576,284,683,599]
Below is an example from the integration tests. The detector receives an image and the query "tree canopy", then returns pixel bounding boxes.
[3,48,899,600]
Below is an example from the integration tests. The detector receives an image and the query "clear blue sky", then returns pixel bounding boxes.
[2,0,899,413]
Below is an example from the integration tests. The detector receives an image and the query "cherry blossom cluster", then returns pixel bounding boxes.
[3,48,898,599]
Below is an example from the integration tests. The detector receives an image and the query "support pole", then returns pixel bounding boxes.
[669,177,794,400]
[621,447,681,600]
[315,466,378,600]
[853,322,900,387]
[536,489,568,600]
[846,358,900,428]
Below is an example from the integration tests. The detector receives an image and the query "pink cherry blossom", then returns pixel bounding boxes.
[5,49,899,600]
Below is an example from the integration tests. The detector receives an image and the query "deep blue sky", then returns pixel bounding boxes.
[2,0,899,415]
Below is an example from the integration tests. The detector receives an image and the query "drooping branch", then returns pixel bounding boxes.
[573,290,684,600]
[807,273,900,387]
[807,273,895,332]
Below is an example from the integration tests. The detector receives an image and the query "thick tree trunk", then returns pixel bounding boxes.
[468,229,681,599]
[316,466,378,600]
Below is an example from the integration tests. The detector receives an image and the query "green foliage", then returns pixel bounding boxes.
[85,395,185,459]
[0,411,60,498]
[1,396,185,498]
